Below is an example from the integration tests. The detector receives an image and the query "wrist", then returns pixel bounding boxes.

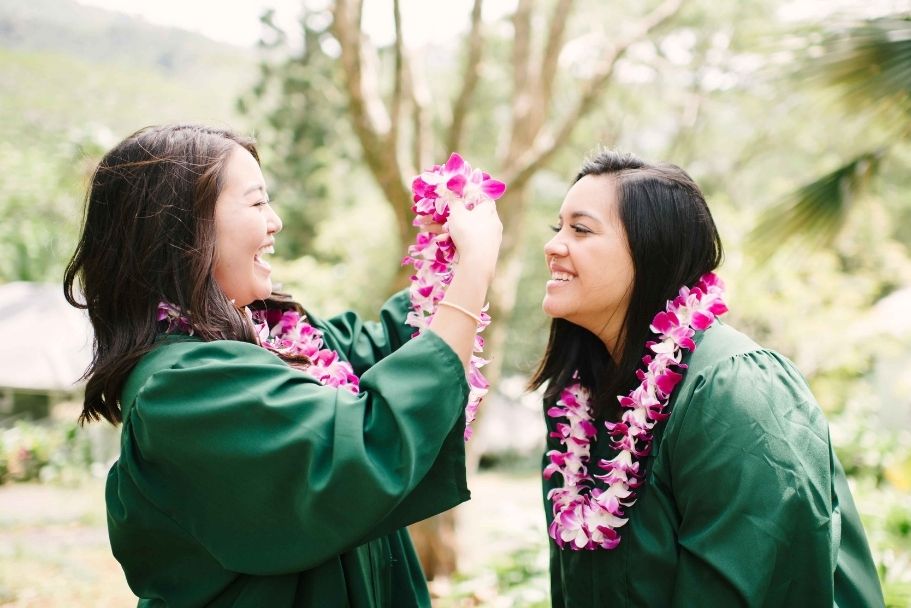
[456,251,497,283]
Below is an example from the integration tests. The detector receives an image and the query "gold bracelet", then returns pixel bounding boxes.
[438,300,483,325]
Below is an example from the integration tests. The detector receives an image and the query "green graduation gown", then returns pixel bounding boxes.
[107,291,470,607]
[543,323,884,608]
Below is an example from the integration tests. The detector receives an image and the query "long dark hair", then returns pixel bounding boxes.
[529,150,724,419]
[64,124,263,425]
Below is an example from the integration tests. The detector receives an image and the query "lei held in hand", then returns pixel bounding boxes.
[159,153,505,440]
[404,153,506,440]
[544,272,727,550]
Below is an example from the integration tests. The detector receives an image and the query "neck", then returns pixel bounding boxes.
[596,324,624,358]
[590,311,626,359]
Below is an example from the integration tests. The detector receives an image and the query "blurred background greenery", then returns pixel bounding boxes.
[1,0,909,606]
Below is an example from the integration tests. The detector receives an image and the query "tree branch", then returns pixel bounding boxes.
[331,0,379,150]
[506,0,535,157]
[446,0,485,154]
[505,0,686,191]
[390,0,405,148]
[331,0,412,243]
[536,0,574,121]
[408,54,433,174]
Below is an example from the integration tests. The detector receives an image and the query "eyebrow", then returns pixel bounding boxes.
[559,211,602,223]
[244,184,266,196]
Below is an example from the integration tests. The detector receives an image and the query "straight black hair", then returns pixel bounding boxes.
[529,150,724,419]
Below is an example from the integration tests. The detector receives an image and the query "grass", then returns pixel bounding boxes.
[0,479,136,607]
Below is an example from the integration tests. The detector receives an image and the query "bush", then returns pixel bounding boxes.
[0,420,98,485]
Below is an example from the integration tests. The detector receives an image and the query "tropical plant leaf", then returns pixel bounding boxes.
[814,16,911,128]
[746,150,884,260]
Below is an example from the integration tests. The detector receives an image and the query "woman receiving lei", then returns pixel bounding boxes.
[64,124,502,607]
[530,150,884,607]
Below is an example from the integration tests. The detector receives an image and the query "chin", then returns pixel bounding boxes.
[254,282,273,302]
[542,299,564,320]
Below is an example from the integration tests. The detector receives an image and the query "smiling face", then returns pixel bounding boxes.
[543,173,635,352]
[212,145,282,307]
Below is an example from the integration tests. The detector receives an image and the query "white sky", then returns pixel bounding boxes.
[74,0,909,48]
[73,0,517,47]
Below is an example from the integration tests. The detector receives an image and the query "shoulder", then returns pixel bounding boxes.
[676,322,809,399]
[683,322,762,370]
[140,337,285,372]
[666,322,828,447]
[122,338,294,416]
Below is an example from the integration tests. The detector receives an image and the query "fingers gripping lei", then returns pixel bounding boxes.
[403,153,506,440]
[544,272,727,550]
[158,153,506,440]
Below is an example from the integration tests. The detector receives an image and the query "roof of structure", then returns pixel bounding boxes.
[0,282,92,392]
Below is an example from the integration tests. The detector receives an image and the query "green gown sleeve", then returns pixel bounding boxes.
[665,350,839,607]
[119,329,469,577]
[309,289,416,375]
[833,456,886,607]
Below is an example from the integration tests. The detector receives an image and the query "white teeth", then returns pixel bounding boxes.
[551,272,574,281]
[254,245,274,268]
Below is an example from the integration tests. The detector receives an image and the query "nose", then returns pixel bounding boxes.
[267,204,283,235]
[544,232,567,261]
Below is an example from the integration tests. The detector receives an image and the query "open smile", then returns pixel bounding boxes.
[254,243,274,271]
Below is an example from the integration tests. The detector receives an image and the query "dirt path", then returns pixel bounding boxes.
[0,471,547,607]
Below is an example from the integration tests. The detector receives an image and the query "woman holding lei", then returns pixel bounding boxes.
[530,150,884,607]
[63,124,502,607]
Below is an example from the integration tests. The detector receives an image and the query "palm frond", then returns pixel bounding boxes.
[814,16,911,125]
[746,150,885,260]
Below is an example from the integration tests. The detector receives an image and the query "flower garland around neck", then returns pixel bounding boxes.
[404,153,506,440]
[543,272,728,550]
[156,302,360,394]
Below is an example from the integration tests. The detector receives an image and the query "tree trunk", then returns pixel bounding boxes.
[407,511,458,580]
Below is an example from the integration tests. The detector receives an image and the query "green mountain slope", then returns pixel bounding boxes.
[0,0,262,282]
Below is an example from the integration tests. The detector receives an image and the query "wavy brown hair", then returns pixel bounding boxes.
[64,124,263,425]
[529,150,724,419]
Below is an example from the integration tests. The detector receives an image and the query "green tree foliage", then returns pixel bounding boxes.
[0,1,254,284]
[239,9,361,259]
[748,14,910,257]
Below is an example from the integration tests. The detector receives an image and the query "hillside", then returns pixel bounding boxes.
[0,0,260,140]
[0,0,264,282]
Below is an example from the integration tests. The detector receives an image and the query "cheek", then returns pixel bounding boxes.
[211,251,236,296]
[214,218,257,262]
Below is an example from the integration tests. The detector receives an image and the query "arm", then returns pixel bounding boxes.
[124,334,468,575]
[426,197,501,368]
[317,198,502,373]
[312,289,415,374]
[666,351,837,607]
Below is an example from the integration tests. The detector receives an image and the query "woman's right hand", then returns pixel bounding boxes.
[425,199,503,367]
[446,199,503,284]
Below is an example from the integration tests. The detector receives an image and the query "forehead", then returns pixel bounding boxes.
[560,173,619,219]
[222,145,265,189]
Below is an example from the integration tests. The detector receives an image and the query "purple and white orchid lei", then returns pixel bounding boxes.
[404,153,506,440]
[249,307,360,394]
[156,302,360,394]
[544,272,727,550]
